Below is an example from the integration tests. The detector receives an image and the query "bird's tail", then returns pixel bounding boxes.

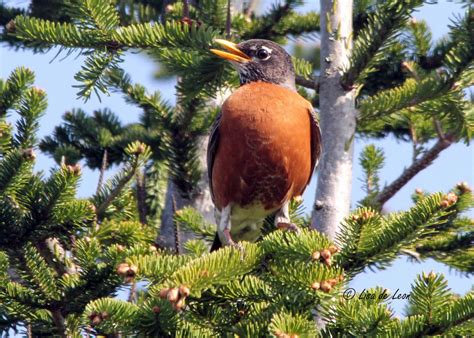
[210,232,222,252]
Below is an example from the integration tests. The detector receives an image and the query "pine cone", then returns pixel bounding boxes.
[179,285,190,298]
[159,288,170,299]
[167,288,179,302]
[320,281,332,293]
[320,249,331,260]
[311,251,320,260]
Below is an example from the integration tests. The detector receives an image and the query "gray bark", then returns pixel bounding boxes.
[157,136,215,252]
[157,86,231,251]
[311,0,356,241]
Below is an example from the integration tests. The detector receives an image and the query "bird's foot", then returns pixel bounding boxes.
[230,241,245,261]
[224,229,245,259]
[277,222,301,234]
[230,240,244,251]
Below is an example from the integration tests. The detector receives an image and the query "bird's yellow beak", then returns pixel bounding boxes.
[210,39,251,63]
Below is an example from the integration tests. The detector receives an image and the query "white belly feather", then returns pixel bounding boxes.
[215,202,278,242]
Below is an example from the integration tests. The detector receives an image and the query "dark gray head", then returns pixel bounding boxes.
[210,39,296,91]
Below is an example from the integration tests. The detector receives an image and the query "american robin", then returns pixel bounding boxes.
[208,39,321,251]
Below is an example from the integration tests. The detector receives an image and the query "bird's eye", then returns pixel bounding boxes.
[256,49,270,60]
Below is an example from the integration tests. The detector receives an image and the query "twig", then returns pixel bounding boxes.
[34,240,69,335]
[96,149,108,195]
[7,266,21,283]
[296,75,319,91]
[96,161,138,219]
[366,173,373,194]
[374,135,455,206]
[226,0,231,39]
[433,118,446,142]
[160,0,172,23]
[136,169,147,225]
[423,314,474,336]
[242,1,291,39]
[36,239,76,276]
[183,0,189,18]
[409,122,418,163]
[244,0,259,18]
[45,238,77,274]
[51,309,66,337]
[400,248,421,261]
[128,281,137,303]
[172,194,181,254]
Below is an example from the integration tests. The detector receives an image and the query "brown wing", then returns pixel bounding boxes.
[208,89,320,204]
[207,112,221,203]
[307,108,322,187]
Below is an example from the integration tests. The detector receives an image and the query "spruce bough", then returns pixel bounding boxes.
[0,0,473,336]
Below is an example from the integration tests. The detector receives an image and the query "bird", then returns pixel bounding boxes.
[208,39,321,251]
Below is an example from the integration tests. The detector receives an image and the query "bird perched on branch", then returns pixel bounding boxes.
[208,39,321,251]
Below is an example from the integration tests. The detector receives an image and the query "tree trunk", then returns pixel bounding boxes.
[156,83,231,251]
[311,0,356,240]
[156,0,238,252]
[156,136,215,252]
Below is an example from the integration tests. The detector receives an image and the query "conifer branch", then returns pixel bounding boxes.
[40,108,132,169]
[23,244,61,300]
[74,49,123,100]
[136,169,147,225]
[0,67,35,114]
[95,161,138,220]
[295,75,319,91]
[342,0,424,87]
[359,144,385,196]
[241,1,292,39]
[276,11,320,37]
[93,142,150,220]
[1,2,472,335]
[35,238,75,276]
[173,206,215,240]
[292,57,317,91]
[0,150,35,196]
[106,69,174,131]
[339,192,453,274]
[13,86,46,148]
[112,21,217,50]
[358,75,452,121]
[374,135,455,206]
[126,252,192,282]
[11,15,218,52]
[12,16,105,48]
[71,0,120,32]
[242,2,319,40]
[96,149,108,194]
[402,274,474,336]
[415,231,473,273]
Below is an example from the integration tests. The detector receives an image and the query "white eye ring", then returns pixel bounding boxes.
[256,49,271,60]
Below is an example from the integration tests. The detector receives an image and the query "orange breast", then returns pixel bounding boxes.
[212,81,313,210]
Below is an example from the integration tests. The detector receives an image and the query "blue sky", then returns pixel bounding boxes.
[1,1,472,318]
